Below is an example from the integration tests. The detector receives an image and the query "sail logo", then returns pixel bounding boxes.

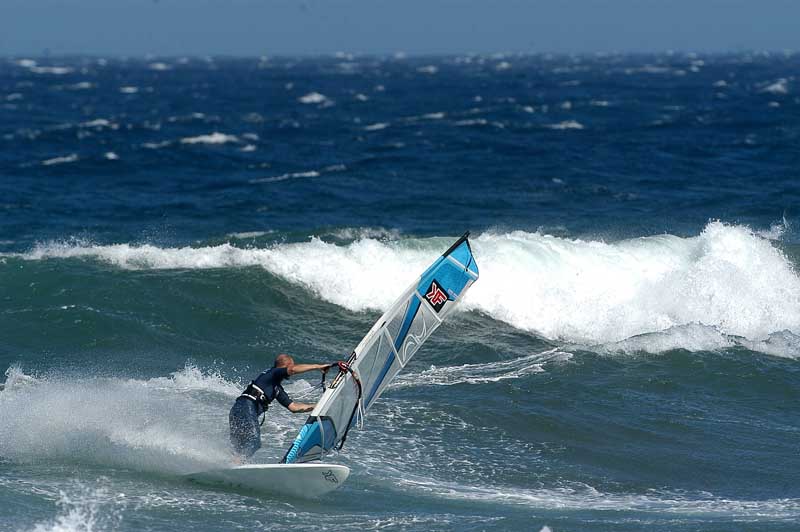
[424,280,448,312]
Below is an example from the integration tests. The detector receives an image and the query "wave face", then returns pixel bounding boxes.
[15,222,800,351]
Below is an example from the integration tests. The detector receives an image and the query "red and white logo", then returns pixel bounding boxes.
[425,280,448,310]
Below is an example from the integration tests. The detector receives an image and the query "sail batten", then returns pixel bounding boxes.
[281,233,479,464]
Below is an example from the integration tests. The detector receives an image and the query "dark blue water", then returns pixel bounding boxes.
[1,53,799,532]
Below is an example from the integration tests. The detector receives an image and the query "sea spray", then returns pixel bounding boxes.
[30,482,124,532]
[0,365,236,472]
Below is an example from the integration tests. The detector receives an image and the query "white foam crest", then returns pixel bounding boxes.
[15,222,800,350]
[226,230,271,239]
[392,348,570,388]
[29,66,73,75]
[142,140,171,150]
[79,119,113,129]
[417,65,439,74]
[0,364,239,472]
[761,78,789,95]
[298,92,328,104]
[67,81,94,90]
[602,324,800,358]
[148,62,171,71]
[328,227,401,242]
[249,170,319,184]
[454,118,488,127]
[465,223,800,345]
[364,122,390,131]
[180,132,239,145]
[42,154,79,166]
[602,323,737,354]
[546,120,584,130]
[22,241,263,269]
[741,330,800,359]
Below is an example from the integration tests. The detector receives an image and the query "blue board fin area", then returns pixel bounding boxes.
[282,417,337,464]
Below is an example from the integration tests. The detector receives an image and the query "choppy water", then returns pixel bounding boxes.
[1,53,799,531]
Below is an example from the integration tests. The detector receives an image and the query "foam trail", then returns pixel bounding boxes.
[12,222,800,353]
[391,348,571,388]
[394,474,800,519]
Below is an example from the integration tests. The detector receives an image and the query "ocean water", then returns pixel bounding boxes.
[1,53,799,531]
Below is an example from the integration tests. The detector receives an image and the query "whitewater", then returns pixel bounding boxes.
[13,222,800,356]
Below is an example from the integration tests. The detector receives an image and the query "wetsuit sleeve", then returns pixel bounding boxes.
[276,386,292,408]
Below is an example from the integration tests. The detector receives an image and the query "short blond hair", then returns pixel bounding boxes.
[274,354,293,367]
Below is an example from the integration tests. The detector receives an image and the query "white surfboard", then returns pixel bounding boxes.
[185,463,350,498]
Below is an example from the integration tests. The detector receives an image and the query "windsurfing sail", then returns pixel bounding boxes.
[282,232,479,463]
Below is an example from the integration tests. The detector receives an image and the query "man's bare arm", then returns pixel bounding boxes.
[287,402,316,413]
[287,363,332,376]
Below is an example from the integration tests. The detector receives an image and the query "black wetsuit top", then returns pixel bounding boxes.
[250,367,292,414]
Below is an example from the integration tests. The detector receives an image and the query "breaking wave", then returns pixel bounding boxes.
[9,222,800,354]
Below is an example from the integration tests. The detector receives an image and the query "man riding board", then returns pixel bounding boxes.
[229,354,338,461]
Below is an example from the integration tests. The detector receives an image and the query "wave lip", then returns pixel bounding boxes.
[602,324,800,359]
[466,222,800,347]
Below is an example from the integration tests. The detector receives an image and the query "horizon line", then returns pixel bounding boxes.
[2,49,798,60]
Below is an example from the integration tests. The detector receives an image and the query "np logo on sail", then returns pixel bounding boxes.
[425,279,449,312]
